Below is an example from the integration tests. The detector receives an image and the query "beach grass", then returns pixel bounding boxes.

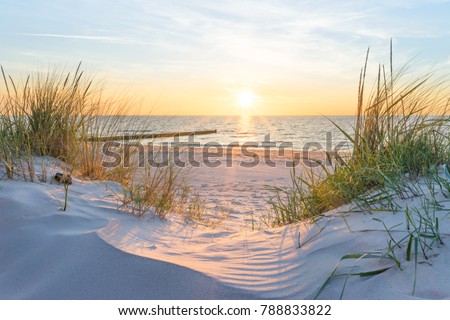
[0,63,121,180]
[313,176,450,299]
[268,44,450,226]
[0,64,198,219]
[116,160,191,219]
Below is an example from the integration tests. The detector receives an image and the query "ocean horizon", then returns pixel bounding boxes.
[110,115,355,151]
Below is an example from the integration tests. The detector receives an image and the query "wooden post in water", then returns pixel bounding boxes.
[88,129,217,142]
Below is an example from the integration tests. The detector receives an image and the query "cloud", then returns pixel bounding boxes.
[4,1,450,92]
[17,33,143,44]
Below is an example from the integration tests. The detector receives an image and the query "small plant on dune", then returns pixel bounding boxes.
[116,158,191,219]
[62,183,69,211]
[267,167,322,226]
[267,42,450,225]
[313,251,398,300]
[184,192,206,224]
[61,171,73,212]
[434,165,450,197]
[110,148,208,223]
[183,193,230,228]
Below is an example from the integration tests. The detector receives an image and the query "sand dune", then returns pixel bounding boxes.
[1,158,449,299]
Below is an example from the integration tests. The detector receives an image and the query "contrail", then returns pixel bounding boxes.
[18,33,132,43]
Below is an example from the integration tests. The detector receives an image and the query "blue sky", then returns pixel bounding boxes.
[1,0,450,115]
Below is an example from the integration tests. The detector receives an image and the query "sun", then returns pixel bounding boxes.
[237,90,256,109]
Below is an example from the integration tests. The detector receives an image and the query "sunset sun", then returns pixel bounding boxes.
[237,90,256,109]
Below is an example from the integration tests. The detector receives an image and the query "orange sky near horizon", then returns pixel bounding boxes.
[2,1,450,116]
[121,77,358,116]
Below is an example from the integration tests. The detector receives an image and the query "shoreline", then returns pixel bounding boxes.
[101,142,352,169]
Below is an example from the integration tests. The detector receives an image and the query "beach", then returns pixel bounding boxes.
[1,3,450,305]
[1,155,449,299]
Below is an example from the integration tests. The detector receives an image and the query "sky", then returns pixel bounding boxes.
[1,0,450,115]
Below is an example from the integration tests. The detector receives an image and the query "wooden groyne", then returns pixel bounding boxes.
[88,129,217,142]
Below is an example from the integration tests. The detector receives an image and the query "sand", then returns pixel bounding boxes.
[1,156,449,299]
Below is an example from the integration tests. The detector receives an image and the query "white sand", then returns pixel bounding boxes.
[1,157,449,299]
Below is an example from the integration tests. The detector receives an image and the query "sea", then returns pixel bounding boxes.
[112,115,356,151]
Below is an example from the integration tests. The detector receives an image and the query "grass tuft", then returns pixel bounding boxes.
[1,64,198,219]
[267,42,450,225]
[0,63,137,181]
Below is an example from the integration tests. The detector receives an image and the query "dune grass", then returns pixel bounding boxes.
[0,63,132,181]
[265,44,450,298]
[116,160,191,219]
[268,44,450,226]
[0,64,201,220]
[313,171,450,299]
